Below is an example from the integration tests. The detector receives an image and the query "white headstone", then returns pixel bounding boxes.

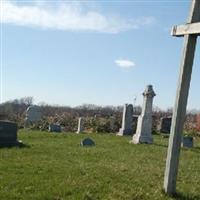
[26,106,42,123]
[131,85,156,144]
[117,104,133,136]
[76,117,84,134]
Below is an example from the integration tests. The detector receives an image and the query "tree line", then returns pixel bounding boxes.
[0,97,199,134]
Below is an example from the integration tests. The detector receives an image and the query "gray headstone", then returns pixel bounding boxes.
[131,85,156,144]
[117,104,133,136]
[48,124,61,132]
[158,117,172,134]
[0,120,21,146]
[182,136,193,148]
[76,117,84,134]
[80,138,95,146]
[26,106,42,123]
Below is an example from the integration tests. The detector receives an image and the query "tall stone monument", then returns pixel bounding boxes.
[76,117,84,134]
[132,85,156,144]
[117,104,133,136]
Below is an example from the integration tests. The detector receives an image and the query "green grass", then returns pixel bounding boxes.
[0,130,200,200]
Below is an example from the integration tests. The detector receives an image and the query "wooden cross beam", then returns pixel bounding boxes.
[164,0,200,196]
[172,22,200,36]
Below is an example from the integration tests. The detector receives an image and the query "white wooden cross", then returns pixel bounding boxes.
[164,0,200,196]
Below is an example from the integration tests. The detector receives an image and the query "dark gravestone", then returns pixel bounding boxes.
[80,138,95,146]
[182,136,193,148]
[133,115,138,134]
[0,120,21,147]
[158,117,172,134]
[48,124,62,133]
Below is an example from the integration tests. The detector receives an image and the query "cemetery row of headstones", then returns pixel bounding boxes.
[116,85,193,147]
[0,85,193,148]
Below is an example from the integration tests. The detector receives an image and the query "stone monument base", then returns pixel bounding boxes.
[131,134,153,144]
[117,128,133,136]
[0,140,23,147]
[76,131,83,134]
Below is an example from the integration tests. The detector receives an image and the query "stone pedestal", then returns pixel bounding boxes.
[132,85,156,144]
[117,104,133,136]
[76,117,84,134]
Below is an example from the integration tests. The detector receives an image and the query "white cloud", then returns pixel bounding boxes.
[115,59,136,69]
[0,1,155,33]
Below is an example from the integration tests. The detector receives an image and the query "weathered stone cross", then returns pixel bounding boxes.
[164,0,200,195]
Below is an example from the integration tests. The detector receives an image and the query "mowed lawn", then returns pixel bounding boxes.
[0,130,200,200]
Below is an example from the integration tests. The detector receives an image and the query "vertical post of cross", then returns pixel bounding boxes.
[164,0,200,195]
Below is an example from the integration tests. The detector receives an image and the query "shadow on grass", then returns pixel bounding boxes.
[162,190,200,200]
[153,143,168,148]
[189,146,200,153]
[0,142,30,149]
[171,192,200,200]
[153,144,200,152]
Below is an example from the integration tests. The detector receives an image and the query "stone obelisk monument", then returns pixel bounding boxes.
[132,85,156,144]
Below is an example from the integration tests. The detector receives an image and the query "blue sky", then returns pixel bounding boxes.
[0,0,200,109]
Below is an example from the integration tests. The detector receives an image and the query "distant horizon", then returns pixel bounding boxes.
[2,96,200,113]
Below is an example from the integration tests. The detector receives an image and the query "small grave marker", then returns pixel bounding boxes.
[48,124,61,132]
[158,117,172,134]
[80,138,95,146]
[182,136,193,148]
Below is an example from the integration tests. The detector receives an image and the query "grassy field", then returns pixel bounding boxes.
[0,130,200,200]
